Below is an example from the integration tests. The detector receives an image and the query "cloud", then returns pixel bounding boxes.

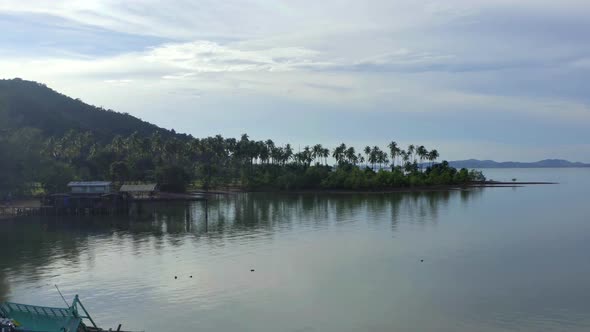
[144,41,324,73]
[0,12,169,58]
[0,40,328,79]
[570,58,590,69]
[2,37,589,125]
[104,79,133,85]
[2,0,590,160]
[356,49,455,66]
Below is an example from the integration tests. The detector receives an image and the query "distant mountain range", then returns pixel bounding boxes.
[445,159,590,168]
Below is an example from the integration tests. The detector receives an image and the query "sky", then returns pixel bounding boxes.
[1,0,590,162]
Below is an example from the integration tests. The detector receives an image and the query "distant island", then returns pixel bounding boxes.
[444,159,590,169]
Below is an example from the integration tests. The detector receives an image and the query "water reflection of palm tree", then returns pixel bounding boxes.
[0,190,484,296]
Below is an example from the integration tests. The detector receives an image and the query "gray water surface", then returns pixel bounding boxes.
[1,168,589,332]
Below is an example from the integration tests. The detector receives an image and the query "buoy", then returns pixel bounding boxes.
[190,276,193,278]
[420,259,424,262]
[174,276,178,279]
[251,269,255,272]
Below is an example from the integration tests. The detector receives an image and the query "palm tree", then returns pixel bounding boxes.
[125,132,142,155]
[150,132,163,159]
[416,145,428,171]
[273,147,283,165]
[401,150,409,169]
[163,138,183,165]
[251,141,262,165]
[284,144,293,165]
[237,133,250,164]
[225,137,237,157]
[294,152,304,165]
[270,146,281,165]
[303,146,312,166]
[321,148,330,165]
[369,146,382,170]
[428,149,439,167]
[388,141,399,168]
[357,153,365,166]
[258,141,269,164]
[345,147,356,165]
[377,151,389,169]
[111,135,125,156]
[407,144,415,163]
[364,146,371,168]
[332,143,346,165]
[265,139,275,164]
[312,144,324,165]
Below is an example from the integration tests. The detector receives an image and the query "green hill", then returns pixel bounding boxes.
[0,78,189,196]
[0,78,179,140]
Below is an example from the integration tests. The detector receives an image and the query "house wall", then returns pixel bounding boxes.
[70,185,111,194]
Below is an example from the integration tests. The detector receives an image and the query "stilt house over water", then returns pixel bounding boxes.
[119,183,158,199]
[68,181,113,194]
[42,181,128,215]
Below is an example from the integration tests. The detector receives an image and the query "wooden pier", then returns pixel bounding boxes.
[0,205,129,217]
[0,206,44,217]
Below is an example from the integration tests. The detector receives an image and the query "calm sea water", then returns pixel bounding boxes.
[1,168,590,332]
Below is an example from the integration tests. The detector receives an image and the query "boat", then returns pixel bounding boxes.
[0,294,137,332]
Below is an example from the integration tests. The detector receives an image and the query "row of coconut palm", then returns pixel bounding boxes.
[40,130,444,189]
[331,142,439,170]
[387,142,439,170]
[178,134,441,171]
[269,141,440,171]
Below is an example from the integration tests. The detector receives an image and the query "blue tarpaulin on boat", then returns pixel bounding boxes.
[0,302,81,332]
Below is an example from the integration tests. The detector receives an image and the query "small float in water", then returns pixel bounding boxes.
[0,294,138,332]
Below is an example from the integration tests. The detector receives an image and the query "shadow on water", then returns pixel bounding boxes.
[0,273,7,302]
[0,189,483,301]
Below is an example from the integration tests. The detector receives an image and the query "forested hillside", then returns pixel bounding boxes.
[0,78,177,140]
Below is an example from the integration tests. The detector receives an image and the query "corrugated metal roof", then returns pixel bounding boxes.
[67,181,112,186]
[119,184,158,192]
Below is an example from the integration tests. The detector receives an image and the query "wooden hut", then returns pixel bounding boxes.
[119,183,158,199]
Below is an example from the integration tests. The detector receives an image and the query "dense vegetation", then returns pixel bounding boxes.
[0,79,485,197]
[0,128,485,196]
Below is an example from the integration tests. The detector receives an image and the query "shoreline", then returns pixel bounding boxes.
[0,181,556,220]
[192,181,557,195]
[0,181,557,209]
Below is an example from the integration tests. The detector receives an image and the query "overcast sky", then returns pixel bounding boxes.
[1,0,589,161]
